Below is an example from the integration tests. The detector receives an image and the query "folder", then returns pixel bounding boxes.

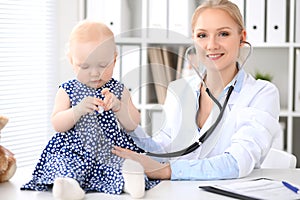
[296,0,300,43]
[168,0,196,39]
[245,0,265,43]
[112,45,121,81]
[120,45,141,105]
[148,0,168,38]
[85,0,103,20]
[295,49,300,111]
[85,0,130,37]
[230,0,245,20]
[266,0,287,43]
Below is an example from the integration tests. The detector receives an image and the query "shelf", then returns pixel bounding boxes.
[251,43,291,48]
[291,112,300,117]
[115,37,144,44]
[145,38,192,45]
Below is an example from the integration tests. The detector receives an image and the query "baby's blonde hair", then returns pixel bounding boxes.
[191,0,244,34]
[67,20,116,63]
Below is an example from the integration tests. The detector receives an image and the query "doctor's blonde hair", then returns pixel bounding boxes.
[191,0,245,34]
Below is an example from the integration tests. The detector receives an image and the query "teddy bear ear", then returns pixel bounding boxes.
[0,116,9,130]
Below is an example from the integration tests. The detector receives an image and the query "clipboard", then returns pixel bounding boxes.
[199,178,300,200]
[199,186,262,200]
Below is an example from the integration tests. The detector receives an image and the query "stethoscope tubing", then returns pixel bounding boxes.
[144,42,252,158]
[145,84,234,158]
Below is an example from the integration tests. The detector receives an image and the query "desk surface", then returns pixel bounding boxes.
[1,168,300,200]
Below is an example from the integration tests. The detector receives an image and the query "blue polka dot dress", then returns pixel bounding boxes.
[21,78,160,194]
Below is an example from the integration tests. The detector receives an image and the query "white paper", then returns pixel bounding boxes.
[215,178,300,200]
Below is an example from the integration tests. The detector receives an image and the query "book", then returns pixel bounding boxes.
[148,48,168,104]
[161,46,177,83]
[176,46,186,79]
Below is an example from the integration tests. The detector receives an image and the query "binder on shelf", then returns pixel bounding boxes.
[148,0,167,38]
[86,0,130,37]
[295,49,300,111]
[296,0,300,43]
[168,0,196,39]
[230,0,245,20]
[266,0,287,43]
[112,45,121,81]
[148,48,168,104]
[245,0,265,43]
[120,45,141,105]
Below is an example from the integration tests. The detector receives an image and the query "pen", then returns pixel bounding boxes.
[282,181,300,194]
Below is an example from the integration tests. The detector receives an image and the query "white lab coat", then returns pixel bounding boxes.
[132,69,281,177]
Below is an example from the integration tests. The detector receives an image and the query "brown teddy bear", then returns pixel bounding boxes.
[0,115,17,182]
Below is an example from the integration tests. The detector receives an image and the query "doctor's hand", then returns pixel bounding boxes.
[112,146,171,180]
[101,88,121,112]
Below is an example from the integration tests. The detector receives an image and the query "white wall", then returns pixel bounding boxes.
[56,0,83,85]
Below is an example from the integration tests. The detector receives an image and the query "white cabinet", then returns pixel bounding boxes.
[84,0,300,165]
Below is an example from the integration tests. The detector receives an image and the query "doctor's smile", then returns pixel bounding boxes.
[206,53,224,60]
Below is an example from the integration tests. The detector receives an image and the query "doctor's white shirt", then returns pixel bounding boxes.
[130,68,281,180]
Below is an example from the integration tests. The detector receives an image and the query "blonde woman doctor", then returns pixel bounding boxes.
[113,0,281,180]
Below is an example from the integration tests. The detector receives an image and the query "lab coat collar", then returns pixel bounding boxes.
[193,65,246,112]
[197,63,245,92]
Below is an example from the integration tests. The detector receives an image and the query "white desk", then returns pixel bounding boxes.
[1,168,300,200]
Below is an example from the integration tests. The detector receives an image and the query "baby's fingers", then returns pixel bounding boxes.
[101,88,110,96]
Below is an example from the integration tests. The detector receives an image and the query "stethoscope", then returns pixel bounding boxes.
[144,41,253,158]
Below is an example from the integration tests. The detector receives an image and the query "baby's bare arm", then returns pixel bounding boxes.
[51,88,75,132]
[51,88,102,132]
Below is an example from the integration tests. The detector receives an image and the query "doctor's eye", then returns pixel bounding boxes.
[218,31,230,37]
[196,32,207,39]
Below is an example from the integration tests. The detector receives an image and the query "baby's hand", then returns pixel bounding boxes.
[73,96,102,118]
[101,88,121,112]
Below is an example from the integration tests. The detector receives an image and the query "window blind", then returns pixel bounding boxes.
[0,0,57,168]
